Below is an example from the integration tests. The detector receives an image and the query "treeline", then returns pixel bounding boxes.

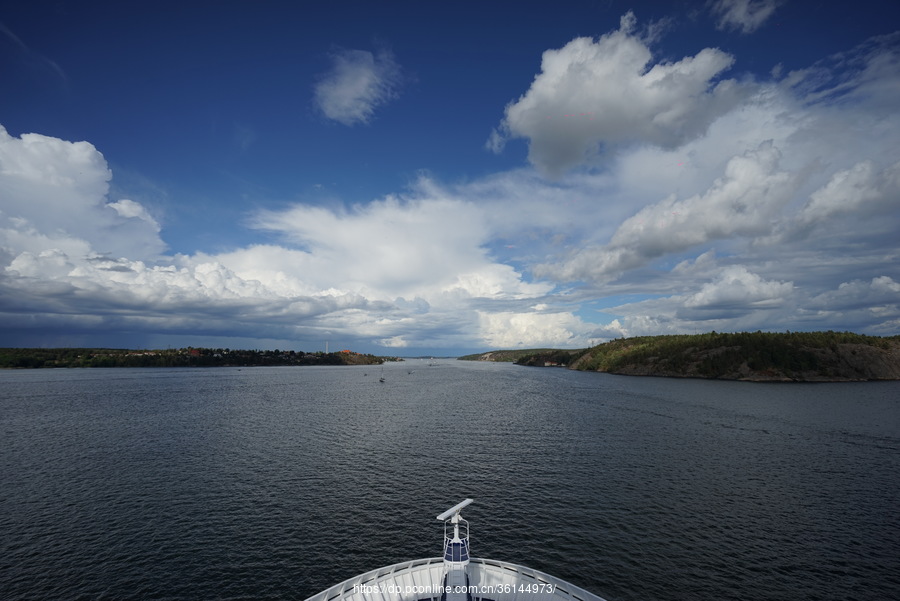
[508,348,584,366]
[0,347,387,369]
[514,331,900,380]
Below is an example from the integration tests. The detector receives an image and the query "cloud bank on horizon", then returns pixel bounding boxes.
[1,2,898,353]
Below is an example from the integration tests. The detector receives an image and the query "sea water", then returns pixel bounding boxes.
[2,361,898,600]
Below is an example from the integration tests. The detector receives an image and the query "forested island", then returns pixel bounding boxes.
[0,347,392,369]
[461,331,900,382]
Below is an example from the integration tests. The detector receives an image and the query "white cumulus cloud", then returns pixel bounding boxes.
[537,140,799,282]
[684,265,793,312]
[0,126,599,351]
[798,160,900,226]
[249,192,535,300]
[488,12,745,176]
[478,309,585,349]
[0,125,166,261]
[597,264,795,335]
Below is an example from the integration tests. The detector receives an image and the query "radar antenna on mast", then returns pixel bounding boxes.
[437,499,473,571]
[436,498,473,521]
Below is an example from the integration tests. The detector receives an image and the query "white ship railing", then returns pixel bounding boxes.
[303,557,607,601]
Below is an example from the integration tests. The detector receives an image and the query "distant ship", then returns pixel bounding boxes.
[303,499,607,601]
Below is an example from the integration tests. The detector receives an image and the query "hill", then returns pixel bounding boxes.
[505,331,900,381]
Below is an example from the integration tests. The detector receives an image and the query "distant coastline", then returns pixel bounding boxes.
[460,331,900,382]
[0,347,395,369]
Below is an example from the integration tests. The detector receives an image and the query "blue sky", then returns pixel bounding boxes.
[1,0,899,355]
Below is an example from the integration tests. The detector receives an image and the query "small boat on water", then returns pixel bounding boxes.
[303,499,607,601]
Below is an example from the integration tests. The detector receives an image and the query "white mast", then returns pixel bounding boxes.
[437,499,474,601]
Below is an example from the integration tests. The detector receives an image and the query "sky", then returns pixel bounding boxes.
[1,0,899,356]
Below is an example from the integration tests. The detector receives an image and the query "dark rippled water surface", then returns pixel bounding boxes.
[2,362,899,600]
